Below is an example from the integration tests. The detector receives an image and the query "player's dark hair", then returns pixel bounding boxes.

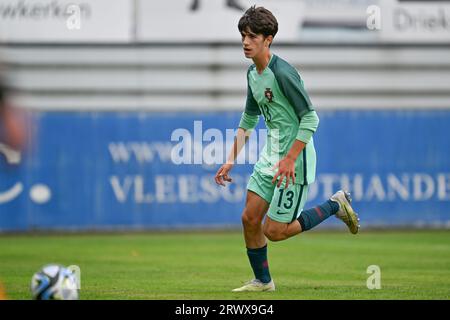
[238,6,278,39]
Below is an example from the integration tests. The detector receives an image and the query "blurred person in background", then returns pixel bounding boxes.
[0,77,26,150]
[0,73,26,300]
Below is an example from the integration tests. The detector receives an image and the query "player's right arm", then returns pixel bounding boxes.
[215,126,249,186]
[215,72,260,186]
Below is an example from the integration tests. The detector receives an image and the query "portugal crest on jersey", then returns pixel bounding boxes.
[264,88,274,103]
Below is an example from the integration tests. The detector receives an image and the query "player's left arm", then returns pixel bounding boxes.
[272,111,319,188]
[272,65,319,188]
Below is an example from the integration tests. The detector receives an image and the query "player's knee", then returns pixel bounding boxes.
[241,210,261,228]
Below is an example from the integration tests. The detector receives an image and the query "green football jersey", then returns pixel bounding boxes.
[238,54,318,185]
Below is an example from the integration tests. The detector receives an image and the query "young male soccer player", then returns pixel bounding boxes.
[214,6,360,292]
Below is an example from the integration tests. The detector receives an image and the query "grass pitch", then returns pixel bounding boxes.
[0,230,449,300]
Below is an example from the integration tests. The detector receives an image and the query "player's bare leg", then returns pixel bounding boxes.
[263,217,301,242]
[242,191,269,249]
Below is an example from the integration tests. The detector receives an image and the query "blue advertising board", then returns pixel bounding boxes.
[0,110,449,231]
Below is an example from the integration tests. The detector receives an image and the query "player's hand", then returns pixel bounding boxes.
[272,156,296,189]
[215,163,233,187]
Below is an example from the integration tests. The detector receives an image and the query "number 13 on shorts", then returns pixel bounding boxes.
[267,184,309,224]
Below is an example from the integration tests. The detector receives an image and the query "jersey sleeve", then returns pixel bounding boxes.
[274,65,313,119]
[239,66,260,130]
[244,68,261,116]
[296,110,319,144]
[238,111,259,131]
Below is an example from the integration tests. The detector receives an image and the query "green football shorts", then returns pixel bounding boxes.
[247,168,309,223]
